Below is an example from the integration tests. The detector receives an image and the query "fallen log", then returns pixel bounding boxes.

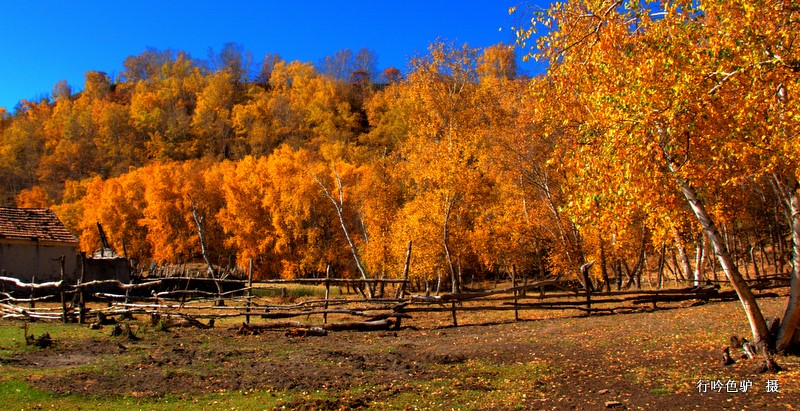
[154,314,215,329]
[237,318,395,334]
[366,312,412,321]
[236,321,306,331]
[261,307,403,319]
[715,290,780,301]
[322,318,394,331]
[286,327,328,337]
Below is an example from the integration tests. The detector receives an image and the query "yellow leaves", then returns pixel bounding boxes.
[499,0,800,283]
[1,6,792,290]
[216,156,277,276]
[478,44,518,80]
[191,71,235,158]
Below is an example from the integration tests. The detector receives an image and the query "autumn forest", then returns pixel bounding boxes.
[0,0,798,325]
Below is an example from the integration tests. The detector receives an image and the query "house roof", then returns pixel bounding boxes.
[0,207,79,244]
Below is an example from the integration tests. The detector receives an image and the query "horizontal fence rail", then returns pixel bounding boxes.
[1,274,791,329]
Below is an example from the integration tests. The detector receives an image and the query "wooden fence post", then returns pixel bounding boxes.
[581,261,594,316]
[585,290,592,316]
[29,275,35,310]
[59,255,68,323]
[246,258,253,324]
[78,253,86,324]
[324,263,331,324]
[512,265,519,321]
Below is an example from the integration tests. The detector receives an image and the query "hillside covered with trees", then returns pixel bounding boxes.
[1,1,798,352]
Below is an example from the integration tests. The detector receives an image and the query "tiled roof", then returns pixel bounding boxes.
[0,207,79,244]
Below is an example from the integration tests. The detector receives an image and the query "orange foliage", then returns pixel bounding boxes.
[15,186,52,208]
[0,15,793,297]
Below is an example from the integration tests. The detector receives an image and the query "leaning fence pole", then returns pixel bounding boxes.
[246,258,254,324]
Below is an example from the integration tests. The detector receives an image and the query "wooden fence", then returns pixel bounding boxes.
[0,274,790,331]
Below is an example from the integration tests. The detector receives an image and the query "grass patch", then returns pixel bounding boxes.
[0,378,290,411]
[0,379,52,404]
[372,359,552,410]
[0,320,99,356]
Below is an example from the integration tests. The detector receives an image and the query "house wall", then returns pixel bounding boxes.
[0,240,78,282]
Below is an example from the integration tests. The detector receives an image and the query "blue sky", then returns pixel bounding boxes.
[0,1,545,111]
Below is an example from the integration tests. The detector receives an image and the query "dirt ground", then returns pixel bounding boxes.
[5,295,800,410]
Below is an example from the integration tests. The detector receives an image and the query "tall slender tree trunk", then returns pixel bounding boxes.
[664,253,678,285]
[631,228,647,289]
[188,195,224,306]
[750,242,761,280]
[442,195,460,294]
[657,243,666,289]
[314,168,372,298]
[670,249,684,283]
[738,235,751,280]
[540,181,587,283]
[600,240,611,292]
[673,230,694,284]
[671,169,771,349]
[708,242,719,283]
[758,239,768,279]
[773,174,800,353]
[694,234,706,286]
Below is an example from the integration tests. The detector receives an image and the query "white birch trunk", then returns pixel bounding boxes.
[773,174,800,353]
[671,171,771,348]
[314,168,372,298]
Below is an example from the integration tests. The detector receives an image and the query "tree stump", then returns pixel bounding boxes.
[753,357,783,374]
[721,347,735,366]
[730,335,744,349]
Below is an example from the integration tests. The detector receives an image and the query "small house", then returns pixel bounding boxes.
[84,248,131,284]
[0,207,79,282]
